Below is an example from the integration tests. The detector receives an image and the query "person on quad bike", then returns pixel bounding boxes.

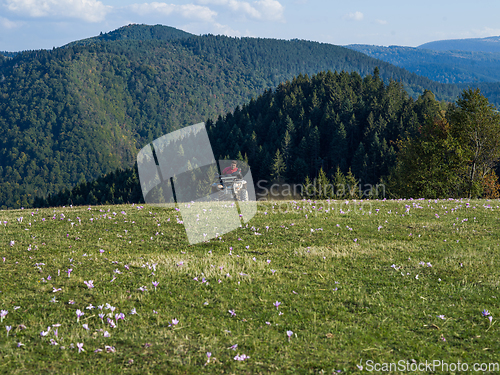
[222,160,239,175]
[212,160,249,201]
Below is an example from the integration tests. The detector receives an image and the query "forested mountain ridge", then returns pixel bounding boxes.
[0,24,490,208]
[65,24,194,47]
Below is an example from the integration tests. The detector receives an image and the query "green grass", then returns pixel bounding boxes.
[0,199,499,374]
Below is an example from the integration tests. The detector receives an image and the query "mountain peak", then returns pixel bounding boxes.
[66,24,195,47]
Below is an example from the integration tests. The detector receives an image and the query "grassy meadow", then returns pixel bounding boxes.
[0,199,499,374]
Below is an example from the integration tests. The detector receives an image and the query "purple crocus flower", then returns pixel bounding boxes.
[234,354,249,361]
[482,309,490,317]
[84,280,94,289]
[40,327,51,336]
[76,309,84,322]
[115,313,125,322]
[273,301,281,310]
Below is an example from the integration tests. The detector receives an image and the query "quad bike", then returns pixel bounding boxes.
[211,169,249,201]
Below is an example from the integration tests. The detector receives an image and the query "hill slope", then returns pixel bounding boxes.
[0,24,480,208]
[36,69,446,207]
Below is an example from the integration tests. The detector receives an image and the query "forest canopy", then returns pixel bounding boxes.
[36,69,493,207]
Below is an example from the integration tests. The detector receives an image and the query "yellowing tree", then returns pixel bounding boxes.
[448,88,500,198]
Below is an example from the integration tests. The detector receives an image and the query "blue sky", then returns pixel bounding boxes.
[1,0,499,51]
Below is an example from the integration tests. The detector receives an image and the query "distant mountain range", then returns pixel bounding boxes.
[346,35,500,84]
[418,35,500,53]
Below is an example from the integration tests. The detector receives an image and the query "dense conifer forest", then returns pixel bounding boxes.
[34,68,448,207]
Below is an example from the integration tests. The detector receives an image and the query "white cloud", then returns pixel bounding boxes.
[197,0,258,18]
[0,16,21,29]
[129,2,217,22]
[3,0,110,22]
[375,19,387,25]
[197,0,284,21]
[230,1,260,18]
[212,21,240,35]
[180,20,241,38]
[255,0,283,21]
[344,11,363,21]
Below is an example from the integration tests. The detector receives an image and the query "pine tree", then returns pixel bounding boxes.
[309,126,321,172]
[271,149,286,182]
[329,122,348,173]
[280,130,292,177]
[292,157,308,183]
[302,175,314,198]
[352,142,368,183]
[345,168,359,199]
[332,166,347,198]
[315,167,333,199]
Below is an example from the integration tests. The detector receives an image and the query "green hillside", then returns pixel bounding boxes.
[36,69,446,207]
[0,24,487,208]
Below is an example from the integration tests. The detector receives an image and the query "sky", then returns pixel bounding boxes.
[1,0,500,52]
